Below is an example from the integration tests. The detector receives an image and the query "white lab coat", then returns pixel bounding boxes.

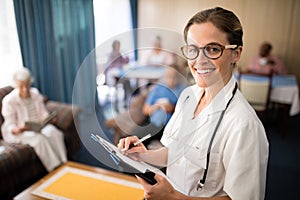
[1,88,67,172]
[161,76,269,200]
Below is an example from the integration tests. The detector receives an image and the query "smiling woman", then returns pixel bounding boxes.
[117,7,269,200]
[0,0,23,87]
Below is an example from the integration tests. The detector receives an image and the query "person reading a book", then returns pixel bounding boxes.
[1,68,67,172]
[118,7,269,200]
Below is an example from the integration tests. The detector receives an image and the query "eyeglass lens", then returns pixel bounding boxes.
[182,44,224,60]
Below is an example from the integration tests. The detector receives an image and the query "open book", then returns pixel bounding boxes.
[91,133,167,185]
[25,111,57,132]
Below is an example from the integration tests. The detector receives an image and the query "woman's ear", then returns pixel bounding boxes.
[232,46,243,63]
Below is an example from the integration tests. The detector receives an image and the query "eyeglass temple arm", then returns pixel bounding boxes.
[225,44,238,49]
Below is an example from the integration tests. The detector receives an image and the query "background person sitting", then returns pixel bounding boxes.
[1,68,67,172]
[248,42,287,75]
[130,66,187,148]
[105,86,150,145]
[105,40,130,86]
[105,66,187,147]
[139,35,174,67]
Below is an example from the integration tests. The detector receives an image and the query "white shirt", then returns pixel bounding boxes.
[22,97,39,121]
[161,76,269,199]
[140,50,173,66]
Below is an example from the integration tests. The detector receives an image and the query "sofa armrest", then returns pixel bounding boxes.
[46,101,81,158]
[0,140,47,199]
[46,101,80,131]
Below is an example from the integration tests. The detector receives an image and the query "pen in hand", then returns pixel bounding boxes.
[121,134,151,152]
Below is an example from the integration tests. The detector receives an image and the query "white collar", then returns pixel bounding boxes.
[204,76,237,115]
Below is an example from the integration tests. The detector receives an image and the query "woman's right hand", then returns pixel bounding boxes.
[12,125,28,135]
[119,136,168,167]
[117,136,148,155]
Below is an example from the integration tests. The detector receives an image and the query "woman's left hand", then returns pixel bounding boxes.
[136,173,183,200]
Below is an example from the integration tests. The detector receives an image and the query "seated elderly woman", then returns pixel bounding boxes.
[1,68,67,172]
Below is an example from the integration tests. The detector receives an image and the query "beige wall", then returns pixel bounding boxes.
[138,0,300,84]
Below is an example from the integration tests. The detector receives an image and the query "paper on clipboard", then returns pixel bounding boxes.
[91,134,186,190]
[91,134,161,174]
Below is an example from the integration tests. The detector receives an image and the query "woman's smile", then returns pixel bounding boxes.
[194,67,216,76]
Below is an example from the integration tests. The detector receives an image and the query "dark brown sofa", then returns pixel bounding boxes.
[0,86,81,200]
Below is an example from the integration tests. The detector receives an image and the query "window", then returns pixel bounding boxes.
[93,0,134,106]
[93,0,134,71]
[0,0,23,87]
[93,0,132,47]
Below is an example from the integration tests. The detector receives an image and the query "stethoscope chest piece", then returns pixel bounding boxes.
[196,180,204,191]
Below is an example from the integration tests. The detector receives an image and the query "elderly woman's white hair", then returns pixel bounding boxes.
[12,67,34,87]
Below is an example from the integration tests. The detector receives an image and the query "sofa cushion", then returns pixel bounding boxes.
[46,101,80,130]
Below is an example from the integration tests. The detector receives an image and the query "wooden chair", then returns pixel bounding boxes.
[237,70,273,126]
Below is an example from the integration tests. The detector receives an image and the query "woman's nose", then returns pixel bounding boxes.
[194,50,209,64]
[22,87,30,94]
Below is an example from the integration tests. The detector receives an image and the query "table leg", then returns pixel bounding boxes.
[276,103,291,139]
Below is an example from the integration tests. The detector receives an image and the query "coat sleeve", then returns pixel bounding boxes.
[223,119,269,200]
[31,88,49,120]
[1,95,20,143]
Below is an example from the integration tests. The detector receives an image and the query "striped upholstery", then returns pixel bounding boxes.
[0,141,47,199]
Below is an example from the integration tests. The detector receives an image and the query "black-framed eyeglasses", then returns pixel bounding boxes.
[181,43,237,60]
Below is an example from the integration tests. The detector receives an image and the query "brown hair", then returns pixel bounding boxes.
[112,40,120,51]
[259,42,272,57]
[183,7,243,47]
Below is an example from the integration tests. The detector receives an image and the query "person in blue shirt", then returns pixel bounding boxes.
[132,66,187,147]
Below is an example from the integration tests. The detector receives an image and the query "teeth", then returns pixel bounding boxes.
[196,68,214,74]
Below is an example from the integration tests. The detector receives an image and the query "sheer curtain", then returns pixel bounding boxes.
[93,0,134,73]
[93,0,132,48]
[0,0,23,87]
[93,0,134,107]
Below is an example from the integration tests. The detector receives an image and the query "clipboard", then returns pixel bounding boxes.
[91,134,158,185]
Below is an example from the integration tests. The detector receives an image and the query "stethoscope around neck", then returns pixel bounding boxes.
[196,82,238,191]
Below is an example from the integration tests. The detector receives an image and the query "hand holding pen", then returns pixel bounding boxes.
[118,134,151,153]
